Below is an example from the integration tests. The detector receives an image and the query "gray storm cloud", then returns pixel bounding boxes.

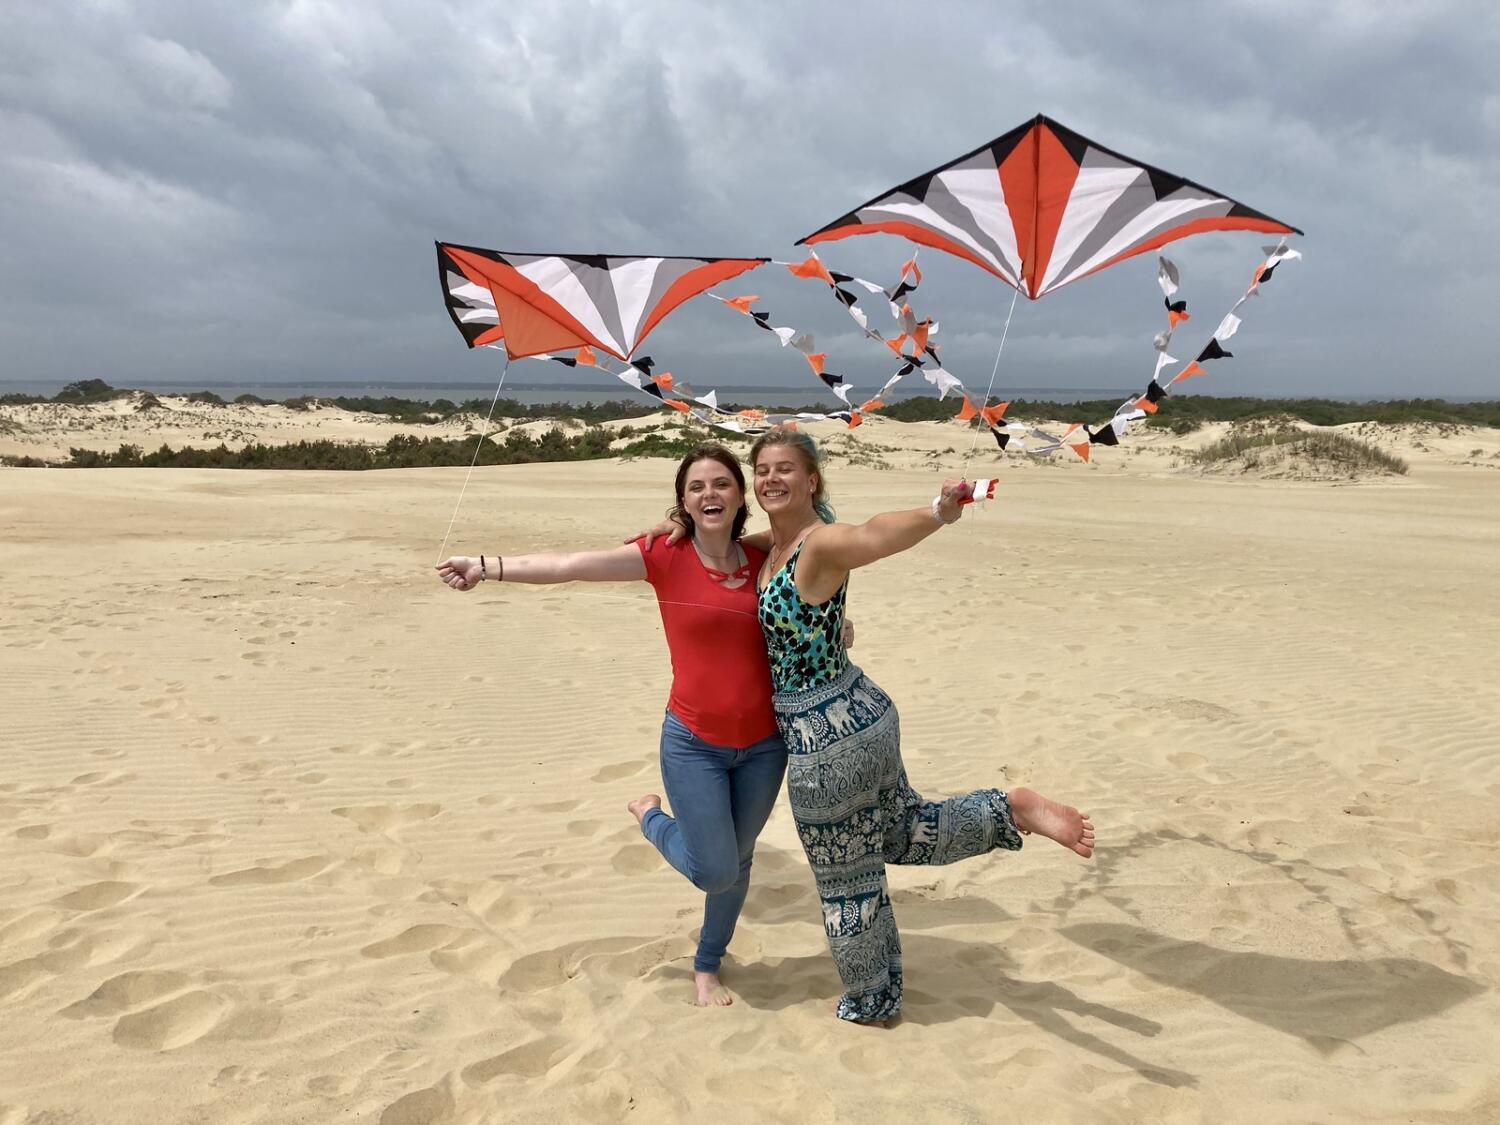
[1,0,1495,397]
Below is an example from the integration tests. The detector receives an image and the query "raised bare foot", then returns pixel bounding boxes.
[695,970,733,1006]
[627,794,662,826]
[1007,787,1094,858]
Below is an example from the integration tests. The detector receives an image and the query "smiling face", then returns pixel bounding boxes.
[680,457,746,536]
[752,441,819,520]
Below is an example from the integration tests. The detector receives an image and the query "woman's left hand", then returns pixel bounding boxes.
[935,478,968,524]
[435,556,483,591]
[841,619,856,650]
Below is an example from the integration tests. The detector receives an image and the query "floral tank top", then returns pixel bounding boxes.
[757,539,849,694]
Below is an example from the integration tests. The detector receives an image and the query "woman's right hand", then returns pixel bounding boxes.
[623,517,688,550]
[435,556,483,591]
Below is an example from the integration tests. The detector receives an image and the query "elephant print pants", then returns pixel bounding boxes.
[772,664,1024,1023]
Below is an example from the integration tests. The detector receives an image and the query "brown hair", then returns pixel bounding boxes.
[748,427,836,523]
[668,443,749,539]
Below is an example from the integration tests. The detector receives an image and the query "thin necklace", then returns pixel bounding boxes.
[763,517,822,585]
[691,537,741,564]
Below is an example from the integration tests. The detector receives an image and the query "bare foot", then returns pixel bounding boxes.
[695,970,733,1006]
[627,794,662,826]
[829,997,889,1026]
[1007,787,1094,858]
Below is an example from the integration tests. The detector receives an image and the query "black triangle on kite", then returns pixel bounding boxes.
[1142,381,1168,403]
[1089,424,1120,446]
[1198,339,1233,362]
[990,428,1011,450]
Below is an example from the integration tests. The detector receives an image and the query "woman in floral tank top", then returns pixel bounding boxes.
[748,427,1096,1025]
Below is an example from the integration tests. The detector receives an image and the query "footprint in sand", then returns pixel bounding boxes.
[462,1036,570,1084]
[113,991,231,1050]
[332,803,442,836]
[52,881,140,912]
[377,1086,455,1125]
[70,973,283,1051]
[209,855,335,886]
[590,761,650,784]
[211,1065,269,1088]
[495,935,652,994]
[1168,751,1210,769]
[0,960,50,1004]
[61,969,195,1018]
[360,924,469,960]
[306,1074,357,1097]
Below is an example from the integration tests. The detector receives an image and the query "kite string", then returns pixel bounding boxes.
[436,354,510,564]
[961,282,1021,478]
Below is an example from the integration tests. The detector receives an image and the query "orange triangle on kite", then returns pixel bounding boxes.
[1069,442,1091,462]
[847,412,864,429]
[724,295,759,314]
[956,398,978,423]
[786,255,835,285]
[805,352,827,376]
[901,258,922,284]
[1167,309,1190,329]
[910,321,931,352]
[979,401,1010,427]
[574,345,598,367]
[1134,395,1159,413]
[858,398,885,413]
[737,408,766,419]
[663,398,691,413]
[886,336,907,356]
[651,373,674,391]
[1171,361,1206,383]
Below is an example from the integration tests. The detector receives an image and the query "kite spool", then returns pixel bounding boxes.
[957,479,997,506]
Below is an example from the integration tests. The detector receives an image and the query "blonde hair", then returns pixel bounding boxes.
[748,427,835,523]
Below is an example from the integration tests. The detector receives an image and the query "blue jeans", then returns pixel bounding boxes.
[639,711,788,973]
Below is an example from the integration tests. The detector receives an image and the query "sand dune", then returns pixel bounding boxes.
[1,419,1498,1123]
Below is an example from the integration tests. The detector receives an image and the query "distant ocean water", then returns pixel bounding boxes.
[6,378,1487,407]
[0,378,1138,408]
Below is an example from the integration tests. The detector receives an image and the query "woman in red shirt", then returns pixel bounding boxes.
[436,444,797,1007]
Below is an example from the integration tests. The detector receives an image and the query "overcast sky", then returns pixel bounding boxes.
[2,1,1496,400]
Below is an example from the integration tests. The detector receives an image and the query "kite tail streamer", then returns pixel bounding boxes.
[435,354,510,563]
[962,282,1021,478]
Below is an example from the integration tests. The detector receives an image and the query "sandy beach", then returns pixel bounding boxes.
[2,405,1499,1124]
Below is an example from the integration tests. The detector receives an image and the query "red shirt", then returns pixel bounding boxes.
[637,537,778,748]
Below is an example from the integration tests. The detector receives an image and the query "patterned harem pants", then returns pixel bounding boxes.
[773,663,1023,1023]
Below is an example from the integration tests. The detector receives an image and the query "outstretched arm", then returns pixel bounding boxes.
[436,545,646,592]
[797,478,967,601]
